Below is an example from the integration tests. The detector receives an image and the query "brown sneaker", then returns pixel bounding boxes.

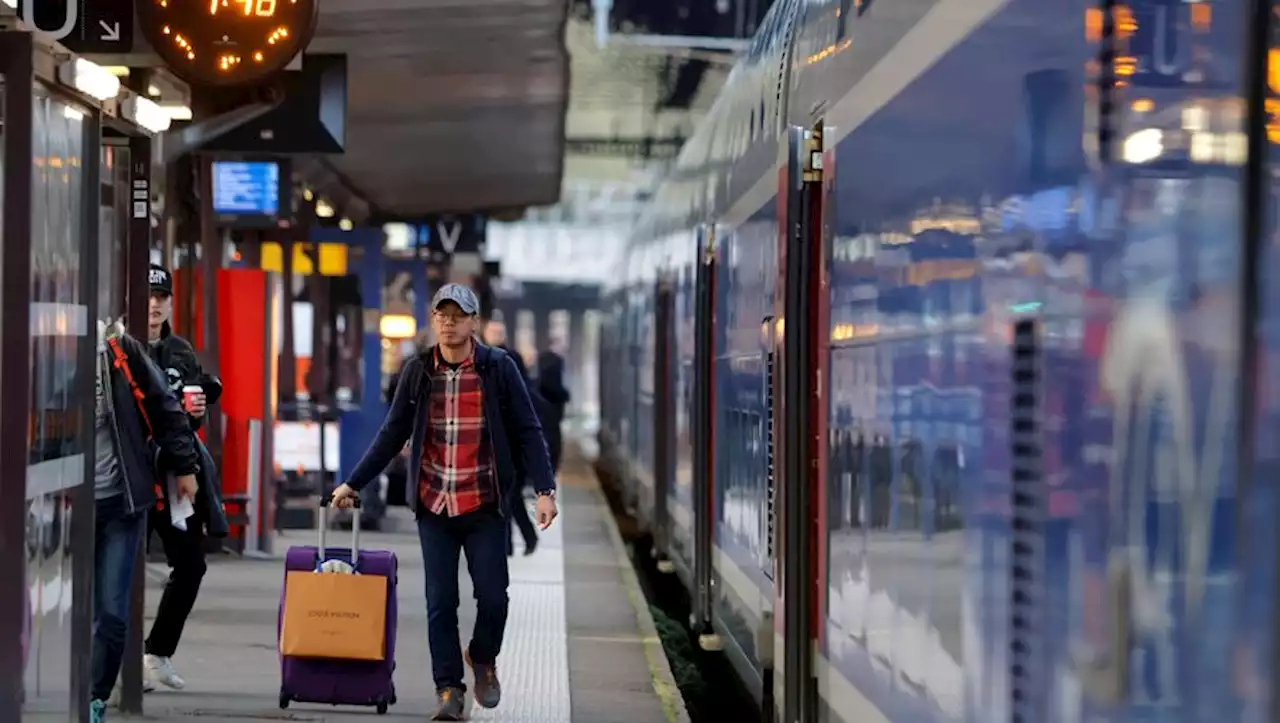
[464,649,502,709]
[431,687,466,721]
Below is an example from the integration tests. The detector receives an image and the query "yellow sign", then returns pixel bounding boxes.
[260,242,348,276]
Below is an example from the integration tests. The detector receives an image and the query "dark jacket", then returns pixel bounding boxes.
[103,332,200,514]
[345,342,556,514]
[498,344,551,427]
[150,321,224,429]
[147,322,229,536]
[536,351,570,427]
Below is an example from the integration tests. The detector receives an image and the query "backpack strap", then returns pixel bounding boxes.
[108,337,165,505]
[107,337,153,439]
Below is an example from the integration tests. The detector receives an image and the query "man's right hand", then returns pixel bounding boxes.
[330,483,358,509]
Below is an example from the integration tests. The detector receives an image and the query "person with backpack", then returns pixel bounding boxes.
[138,265,228,692]
[91,319,201,723]
[330,283,558,721]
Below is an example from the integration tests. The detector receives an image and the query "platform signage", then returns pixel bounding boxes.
[17,0,135,54]
[213,161,281,216]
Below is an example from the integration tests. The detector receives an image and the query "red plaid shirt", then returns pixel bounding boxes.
[418,347,497,516]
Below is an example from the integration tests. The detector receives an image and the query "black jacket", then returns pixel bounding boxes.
[103,331,200,514]
[345,343,557,514]
[536,351,570,427]
[147,322,229,536]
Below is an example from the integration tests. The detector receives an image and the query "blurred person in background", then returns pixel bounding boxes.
[535,350,570,473]
[482,319,546,556]
[138,265,228,693]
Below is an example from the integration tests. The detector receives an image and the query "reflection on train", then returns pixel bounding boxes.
[598,0,1280,721]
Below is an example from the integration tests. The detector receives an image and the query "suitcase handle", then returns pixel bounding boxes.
[317,493,361,570]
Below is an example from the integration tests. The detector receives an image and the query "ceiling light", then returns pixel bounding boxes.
[159,103,192,121]
[338,218,353,231]
[122,96,172,134]
[303,187,313,202]
[62,106,85,122]
[314,199,335,218]
[104,66,131,77]
[57,58,121,101]
[147,83,162,97]
[1,0,15,8]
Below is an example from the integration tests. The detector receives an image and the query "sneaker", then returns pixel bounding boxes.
[464,649,502,709]
[431,687,466,721]
[144,654,186,690]
[89,698,107,723]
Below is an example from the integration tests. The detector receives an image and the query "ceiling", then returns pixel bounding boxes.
[306,0,571,218]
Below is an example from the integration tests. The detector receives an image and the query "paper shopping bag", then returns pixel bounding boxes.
[280,570,388,661]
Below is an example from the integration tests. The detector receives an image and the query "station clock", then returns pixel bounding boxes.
[136,0,319,87]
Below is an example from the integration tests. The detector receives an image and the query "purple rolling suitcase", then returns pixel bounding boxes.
[278,497,398,714]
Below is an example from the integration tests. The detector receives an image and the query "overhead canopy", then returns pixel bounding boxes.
[308,0,570,218]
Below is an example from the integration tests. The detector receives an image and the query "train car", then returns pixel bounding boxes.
[598,0,1280,721]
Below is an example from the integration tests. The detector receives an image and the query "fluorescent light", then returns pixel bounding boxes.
[314,199,335,218]
[1122,128,1163,164]
[338,218,354,231]
[122,96,171,134]
[159,103,192,121]
[56,58,120,101]
[379,314,417,340]
[104,66,131,77]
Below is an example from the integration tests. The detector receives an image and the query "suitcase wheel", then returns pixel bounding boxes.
[278,691,291,710]
[376,700,389,715]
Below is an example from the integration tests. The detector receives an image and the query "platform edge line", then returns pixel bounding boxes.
[584,471,692,723]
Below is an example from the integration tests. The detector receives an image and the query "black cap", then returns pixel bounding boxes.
[149,265,173,296]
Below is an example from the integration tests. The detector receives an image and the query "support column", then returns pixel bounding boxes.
[119,130,155,718]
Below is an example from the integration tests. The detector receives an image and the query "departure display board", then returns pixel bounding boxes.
[212,160,291,228]
[137,0,318,87]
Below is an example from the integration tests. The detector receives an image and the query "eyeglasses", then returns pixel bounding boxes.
[432,311,472,325]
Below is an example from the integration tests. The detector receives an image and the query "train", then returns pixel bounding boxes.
[595,0,1280,721]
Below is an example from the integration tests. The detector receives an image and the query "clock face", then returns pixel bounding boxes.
[136,0,319,87]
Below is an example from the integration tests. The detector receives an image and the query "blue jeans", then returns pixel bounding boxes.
[91,494,146,701]
[416,505,509,692]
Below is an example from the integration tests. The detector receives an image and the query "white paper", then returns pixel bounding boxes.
[166,473,195,531]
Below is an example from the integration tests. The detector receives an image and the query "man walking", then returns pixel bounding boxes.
[91,319,202,722]
[139,264,227,692]
[331,283,558,721]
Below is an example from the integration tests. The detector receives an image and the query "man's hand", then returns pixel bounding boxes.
[176,474,198,502]
[186,391,207,419]
[535,493,558,530]
[330,483,359,509]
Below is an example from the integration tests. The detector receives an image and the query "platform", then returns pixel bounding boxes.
[130,455,687,722]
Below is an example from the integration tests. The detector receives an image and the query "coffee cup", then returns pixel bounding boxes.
[183,385,204,411]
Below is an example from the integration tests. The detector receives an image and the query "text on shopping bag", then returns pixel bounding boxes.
[280,570,388,661]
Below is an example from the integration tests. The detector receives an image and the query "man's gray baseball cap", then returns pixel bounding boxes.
[431,283,479,316]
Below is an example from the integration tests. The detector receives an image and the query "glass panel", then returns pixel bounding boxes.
[24,89,89,718]
[98,144,127,323]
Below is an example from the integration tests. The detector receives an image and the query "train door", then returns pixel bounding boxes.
[775,123,827,723]
[692,224,718,639]
[653,278,674,561]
